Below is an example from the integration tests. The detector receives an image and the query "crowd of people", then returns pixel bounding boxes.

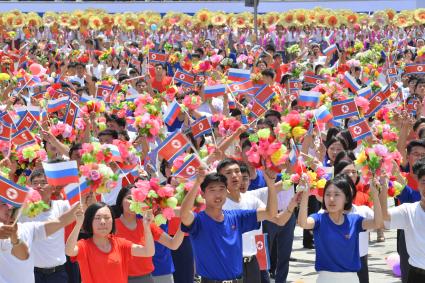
[1,7,425,283]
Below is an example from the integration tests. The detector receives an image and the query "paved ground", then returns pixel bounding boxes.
[282,227,401,283]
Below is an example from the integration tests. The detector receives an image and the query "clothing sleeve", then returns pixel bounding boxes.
[73,239,87,263]
[248,187,268,204]
[385,204,409,230]
[150,223,165,241]
[236,210,260,233]
[310,213,321,230]
[396,185,413,204]
[180,212,200,237]
[31,222,47,242]
[355,214,365,233]
[118,237,133,263]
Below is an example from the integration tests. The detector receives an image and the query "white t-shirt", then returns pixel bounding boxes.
[385,202,425,269]
[0,222,46,283]
[247,185,294,211]
[223,193,265,256]
[351,205,374,257]
[20,200,70,268]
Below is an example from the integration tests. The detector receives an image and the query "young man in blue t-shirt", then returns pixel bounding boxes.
[180,165,277,282]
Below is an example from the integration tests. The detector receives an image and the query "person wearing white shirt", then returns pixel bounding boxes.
[20,169,72,283]
[382,161,425,283]
[0,199,81,283]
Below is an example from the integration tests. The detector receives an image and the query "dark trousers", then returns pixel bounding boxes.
[357,255,369,283]
[243,256,261,283]
[303,196,320,247]
[261,214,296,283]
[407,265,425,283]
[35,269,68,283]
[171,236,194,283]
[397,230,410,283]
[65,256,81,283]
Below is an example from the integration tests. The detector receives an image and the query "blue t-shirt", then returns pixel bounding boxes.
[181,210,259,280]
[152,223,175,276]
[311,213,365,272]
[248,170,282,191]
[397,185,421,204]
[166,118,184,132]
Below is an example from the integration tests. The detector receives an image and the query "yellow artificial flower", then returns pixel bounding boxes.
[292,126,307,139]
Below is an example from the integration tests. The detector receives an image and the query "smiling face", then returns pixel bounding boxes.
[201,181,228,209]
[92,206,114,237]
[30,175,54,203]
[324,184,347,213]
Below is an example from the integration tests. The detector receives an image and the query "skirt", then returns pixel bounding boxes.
[317,271,359,283]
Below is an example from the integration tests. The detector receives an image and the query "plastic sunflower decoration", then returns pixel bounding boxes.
[195,9,211,27]
[211,13,227,26]
[89,16,104,31]
[414,8,425,24]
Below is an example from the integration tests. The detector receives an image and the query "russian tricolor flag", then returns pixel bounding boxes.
[64,177,90,205]
[314,105,333,124]
[163,100,182,126]
[106,144,122,163]
[228,68,251,82]
[297,91,321,108]
[42,161,80,186]
[323,44,338,56]
[357,86,372,100]
[47,96,69,113]
[204,84,226,99]
[343,72,361,93]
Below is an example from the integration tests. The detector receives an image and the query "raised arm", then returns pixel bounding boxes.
[297,176,315,229]
[362,178,384,230]
[256,170,278,222]
[273,192,301,226]
[65,204,84,257]
[180,168,206,226]
[157,229,185,250]
[45,202,80,237]
[131,211,155,257]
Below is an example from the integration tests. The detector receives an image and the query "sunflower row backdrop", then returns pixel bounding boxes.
[0,8,425,34]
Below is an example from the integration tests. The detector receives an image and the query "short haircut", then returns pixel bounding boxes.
[265,109,281,121]
[239,131,250,141]
[415,78,425,90]
[334,150,356,165]
[407,139,425,155]
[216,158,240,174]
[239,162,250,176]
[69,143,82,157]
[83,202,116,238]
[118,130,130,141]
[412,157,425,176]
[29,168,46,183]
[265,44,275,53]
[325,136,348,150]
[413,117,425,132]
[322,174,354,211]
[241,139,252,151]
[338,130,357,151]
[200,173,227,192]
[333,159,360,188]
[261,68,275,79]
[98,129,119,140]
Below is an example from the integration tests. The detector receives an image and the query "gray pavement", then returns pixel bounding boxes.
[281,227,401,283]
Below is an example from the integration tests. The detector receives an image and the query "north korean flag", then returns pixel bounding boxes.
[364,89,391,118]
[255,234,271,271]
[148,51,168,63]
[64,101,79,127]
[348,118,372,142]
[405,64,425,75]
[96,84,115,103]
[331,98,359,120]
[172,154,201,180]
[11,128,36,148]
[0,175,29,208]
[288,79,302,91]
[386,66,398,78]
[191,116,212,139]
[407,97,421,116]
[303,71,325,86]
[174,69,195,86]
[228,80,255,95]
[0,121,12,141]
[157,131,190,163]
[16,111,37,131]
[381,83,400,100]
[250,99,268,118]
[254,85,276,105]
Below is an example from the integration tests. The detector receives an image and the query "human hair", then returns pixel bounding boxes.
[230,109,242,117]
[325,127,340,143]
[334,150,356,165]
[83,202,116,238]
[261,68,276,79]
[265,44,275,53]
[412,157,425,176]
[413,118,425,132]
[407,139,425,155]
[239,162,250,176]
[265,109,281,121]
[325,136,348,150]
[160,159,169,178]
[241,139,252,151]
[200,173,227,192]
[98,129,119,140]
[415,78,425,91]
[419,128,425,140]
[29,168,46,183]
[338,130,357,151]
[334,160,360,189]
[114,186,132,217]
[69,143,82,157]
[239,131,250,141]
[216,158,240,174]
[322,174,354,211]
[118,130,130,141]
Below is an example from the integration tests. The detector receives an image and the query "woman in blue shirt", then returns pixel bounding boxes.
[298,174,383,283]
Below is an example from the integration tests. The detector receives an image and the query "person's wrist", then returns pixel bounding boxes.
[11,237,21,246]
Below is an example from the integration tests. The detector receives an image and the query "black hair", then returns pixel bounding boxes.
[75,62,85,68]
[241,139,252,151]
[239,162,250,176]
[334,150,356,165]
[325,127,341,144]
[325,136,348,150]
[414,118,425,132]
[160,159,170,178]
[118,130,130,141]
[69,143,82,158]
[408,75,418,84]
[407,139,425,155]
[114,186,132,217]
[256,119,274,132]
[419,128,425,139]
[261,69,276,80]
[337,130,357,151]
[322,174,354,211]
[106,114,126,129]
[118,74,130,82]
[98,129,119,140]
[334,159,360,188]
[265,109,281,121]
[29,168,46,183]
[83,202,116,238]
[200,173,227,192]
[415,78,425,92]
[230,109,242,117]
[216,158,240,174]
[265,44,276,53]
[256,60,267,67]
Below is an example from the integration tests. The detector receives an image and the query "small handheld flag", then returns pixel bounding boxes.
[174,69,195,86]
[228,68,251,82]
[348,118,372,142]
[148,51,168,63]
[163,100,182,126]
[42,161,80,187]
[191,116,212,139]
[157,131,190,163]
[297,91,321,108]
[255,234,271,271]
[204,84,226,99]
[47,96,70,113]
[172,154,201,180]
[0,175,29,207]
[64,177,90,205]
[331,98,359,120]
[254,85,276,105]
